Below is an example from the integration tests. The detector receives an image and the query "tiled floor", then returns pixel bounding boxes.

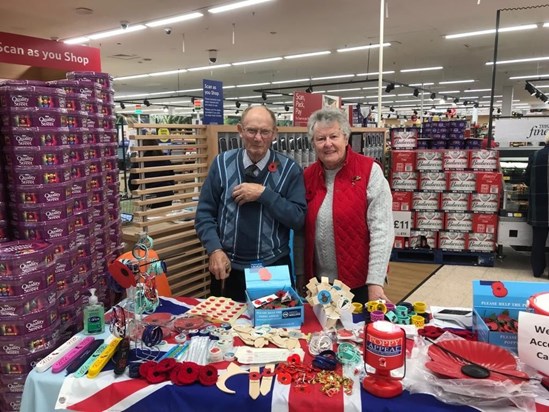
[406,247,548,308]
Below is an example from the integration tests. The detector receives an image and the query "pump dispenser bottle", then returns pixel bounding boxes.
[84,288,105,335]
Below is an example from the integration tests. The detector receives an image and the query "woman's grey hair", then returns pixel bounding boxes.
[307,108,351,142]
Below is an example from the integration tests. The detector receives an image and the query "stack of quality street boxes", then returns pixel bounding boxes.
[390,125,502,260]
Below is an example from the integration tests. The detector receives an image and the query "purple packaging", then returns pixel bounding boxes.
[12,217,75,241]
[67,128,91,145]
[70,161,91,179]
[89,172,104,189]
[82,98,102,114]
[47,79,101,99]
[68,145,90,162]
[0,80,45,87]
[75,242,96,259]
[107,194,121,209]
[0,266,56,297]
[66,71,113,88]
[0,86,66,109]
[0,320,60,357]
[48,233,77,257]
[58,285,81,309]
[0,344,55,376]
[0,240,55,276]
[73,193,92,212]
[91,203,108,219]
[66,111,88,129]
[100,129,117,143]
[104,156,118,172]
[105,170,119,185]
[56,267,78,295]
[9,182,72,204]
[73,210,92,228]
[0,107,68,128]
[75,225,94,245]
[4,146,70,167]
[8,164,71,186]
[53,253,76,277]
[59,298,83,323]
[91,188,106,205]
[12,199,74,223]
[465,139,483,149]
[0,204,6,221]
[88,159,104,174]
[0,284,56,318]
[1,127,70,147]
[71,176,91,195]
[64,94,87,112]
[74,256,93,276]
[100,103,115,116]
[0,374,27,392]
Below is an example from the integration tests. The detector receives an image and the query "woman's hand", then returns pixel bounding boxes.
[368,284,390,302]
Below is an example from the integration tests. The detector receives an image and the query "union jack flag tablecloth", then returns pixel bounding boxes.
[22,297,477,412]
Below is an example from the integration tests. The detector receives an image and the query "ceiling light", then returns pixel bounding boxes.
[336,43,391,52]
[144,99,151,107]
[232,57,283,66]
[271,78,310,84]
[409,82,434,86]
[284,51,331,59]
[464,89,491,93]
[64,36,91,44]
[120,102,126,109]
[400,66,443,73]
[150,69,187,77]
[438,80,475,85]
[88,24,146,40]
[430,92,436,100]
[187,64,231,71]
[385,83,395,93]
[445,24,538,39]
[326,88,361,92]
[413,88,420,97]
[356,71,395,76]
[208,0,274,14]
[311,74,354,81]
[509,73,549,80]
[439,97,446,104]
[145,12,203,27]
[236,82,270,88]
[486,56,549,65]
[114,74,151,81]
[163,106,169,113]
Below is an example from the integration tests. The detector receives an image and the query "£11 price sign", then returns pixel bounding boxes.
[392,211,412,237]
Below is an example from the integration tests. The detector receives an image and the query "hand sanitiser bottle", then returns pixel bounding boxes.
[84,288,105,335]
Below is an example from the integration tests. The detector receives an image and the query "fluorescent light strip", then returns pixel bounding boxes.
[64,36,90,45]
[208,0,274,14]
[311,90,326,94]
[284,51,331,59]
[509,73,549,79]
[336,43,391,52]
[187,64,231,71]
[232,57,283,66]
[409,82,434,86]
[464,89,491,93]
[311,74,354,81]
[400,66,443,73]
[227,95,261,99]
[445,24,538,39]
[236,82,270,88]
[89,24,146,40]
[365,94,394,99]
[438,80,475,85]
[150,69,187,76]
[482,95,502,98]
[396,93,413,97]
[544,23,549,27]
[356,71,395,76]
[145,12,203,27]
[486,56,549,65]
[438,90,460,94]
[272,78,310,84]
[223,85,236,89]
[175,88,203,93]
[114,74,151,81]
[363,86,380,90]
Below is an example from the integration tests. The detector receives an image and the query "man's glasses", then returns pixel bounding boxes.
[242,127,274,138]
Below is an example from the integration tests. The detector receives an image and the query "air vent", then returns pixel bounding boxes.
[109,54,140,60]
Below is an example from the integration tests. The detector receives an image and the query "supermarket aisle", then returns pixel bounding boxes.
[405,247,547,307]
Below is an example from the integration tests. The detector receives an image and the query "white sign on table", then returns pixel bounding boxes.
[393,211,412,237]
[518,311,549,375]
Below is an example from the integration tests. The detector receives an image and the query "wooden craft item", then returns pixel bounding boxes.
[260,364,276,396]
[187,296,247,324]
[249,365,261,399]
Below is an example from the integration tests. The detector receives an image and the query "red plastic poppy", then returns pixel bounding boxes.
[425,339,529,383]
[277,372,292,385]
[268,161,278,173]
[157,358,177,373]
[139,360,158,379]
[198,364,219,386]
[287,354,301,365]
[178,361,200,385]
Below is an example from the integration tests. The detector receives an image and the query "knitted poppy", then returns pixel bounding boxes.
[198,364,219,386]
[157,358,177,373]
[139,360,157,379]
[145,368,168,384]
[170,363,183,385]
[178,361,200,385]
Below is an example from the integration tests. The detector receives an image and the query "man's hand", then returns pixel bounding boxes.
[368,284,390,302]
[209,250,231,280]
[232,183,265,206]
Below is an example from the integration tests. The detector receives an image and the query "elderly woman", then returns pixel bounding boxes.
[296,108,394,303]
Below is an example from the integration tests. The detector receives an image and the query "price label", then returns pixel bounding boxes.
[393,211,412,237]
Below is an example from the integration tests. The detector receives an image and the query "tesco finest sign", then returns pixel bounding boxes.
[0,31,101,72]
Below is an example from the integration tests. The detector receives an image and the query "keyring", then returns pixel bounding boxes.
[132,243,149,261]
[312,350,338,370]
[142,325,163,347]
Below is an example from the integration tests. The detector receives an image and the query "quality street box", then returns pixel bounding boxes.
[244,265,303,328]
[473,280,547,353]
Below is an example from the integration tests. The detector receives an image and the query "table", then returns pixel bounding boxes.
[20,296,477,412]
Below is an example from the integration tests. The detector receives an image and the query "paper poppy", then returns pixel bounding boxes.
[277,371,292,385]
[157,358,177,373]
[198,364,219,386]
[178,361,200,385]
[268,161,279,173]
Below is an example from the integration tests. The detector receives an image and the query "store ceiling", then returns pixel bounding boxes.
[2,0,549,116]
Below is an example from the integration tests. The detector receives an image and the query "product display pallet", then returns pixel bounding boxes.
[391,248,495,267]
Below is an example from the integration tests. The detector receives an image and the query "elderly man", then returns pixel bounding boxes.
[196,106,307,301]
